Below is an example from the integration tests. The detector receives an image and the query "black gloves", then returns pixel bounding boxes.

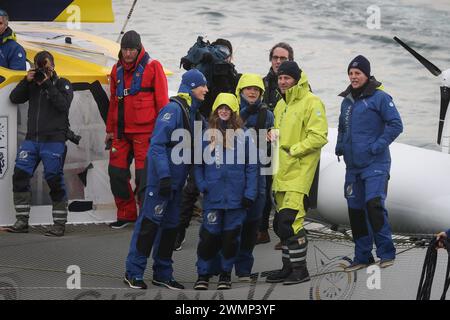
[242,197,254,209]
[159,177,172,198]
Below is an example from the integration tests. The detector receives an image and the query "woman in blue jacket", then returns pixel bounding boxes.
[194,93,258,290]
[336,55,403,272]
[233,74,274,281]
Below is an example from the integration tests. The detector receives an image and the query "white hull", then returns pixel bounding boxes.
[1,79,450,234]
[316,128,450,235]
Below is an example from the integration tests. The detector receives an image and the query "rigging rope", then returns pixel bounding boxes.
[416,237,450,300]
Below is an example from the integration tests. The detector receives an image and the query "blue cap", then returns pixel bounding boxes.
[0,9,8,17]
[348,55,371,78]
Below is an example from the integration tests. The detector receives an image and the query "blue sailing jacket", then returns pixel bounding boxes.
[0,27,26,70]
[195,131,258,210]
[336,78,403,171]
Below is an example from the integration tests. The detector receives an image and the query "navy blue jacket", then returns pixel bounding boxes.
[0,27,26,70]
[239,97,274,132]
[195,131,258,210]
[146,95,193,193]
[336,78,403,172]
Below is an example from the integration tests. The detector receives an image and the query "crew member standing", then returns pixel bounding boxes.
[124,69,208,290]
[267,61,328,285]
[336,55,403,271]
[106,30,169,228]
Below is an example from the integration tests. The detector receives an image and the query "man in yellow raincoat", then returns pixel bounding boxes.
[267,61,328,285]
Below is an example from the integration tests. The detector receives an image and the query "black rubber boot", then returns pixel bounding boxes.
[266,265,292,283]
[283,265,310,285]
[7,217,29,233]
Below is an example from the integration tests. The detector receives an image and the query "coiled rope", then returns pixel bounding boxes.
[416,238,450,300]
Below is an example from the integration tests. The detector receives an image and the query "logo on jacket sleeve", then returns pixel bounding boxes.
[154,202,167,216]
[346,184,353,197]
[162,113,172,121]
[207,211,218,224]
[19,150,28,160]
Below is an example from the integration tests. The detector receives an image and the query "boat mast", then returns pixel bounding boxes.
[116,0,138,43]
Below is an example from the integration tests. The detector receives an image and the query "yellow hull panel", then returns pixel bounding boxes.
[0,26,172,89]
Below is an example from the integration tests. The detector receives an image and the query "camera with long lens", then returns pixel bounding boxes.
[33,68,47,83]
[66,128,81,145]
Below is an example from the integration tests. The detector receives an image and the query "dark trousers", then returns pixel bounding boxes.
[259,175,273,232]
[179,168,200,230]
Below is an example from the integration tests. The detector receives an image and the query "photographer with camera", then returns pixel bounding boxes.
[7,50,73,237]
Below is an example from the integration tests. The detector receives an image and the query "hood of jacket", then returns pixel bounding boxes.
[0,27,16,44]
[211,92,239,114]
[235,73,265,105]
[283,71,311,104]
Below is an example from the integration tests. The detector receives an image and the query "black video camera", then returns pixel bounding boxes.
[66,129,81,145]
[33,68,47,83]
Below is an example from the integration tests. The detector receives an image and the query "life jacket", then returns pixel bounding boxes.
[115,52,154,138]
[116,52,153,98]
[240,102,269,150]
[167,96,196,164]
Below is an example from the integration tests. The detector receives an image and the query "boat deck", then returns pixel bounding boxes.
[0,220,447,300]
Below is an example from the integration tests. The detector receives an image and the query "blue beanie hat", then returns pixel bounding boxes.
[348,55,371,78]
[179,69,207,93]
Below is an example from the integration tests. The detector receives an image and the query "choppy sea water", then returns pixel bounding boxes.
[25,0,450,150]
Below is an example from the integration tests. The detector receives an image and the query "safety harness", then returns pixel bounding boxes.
[116,52,154,138]
[240,104,268,148]
[164,96,192,149]
[416,237,450,300]
[169,96,191,132]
